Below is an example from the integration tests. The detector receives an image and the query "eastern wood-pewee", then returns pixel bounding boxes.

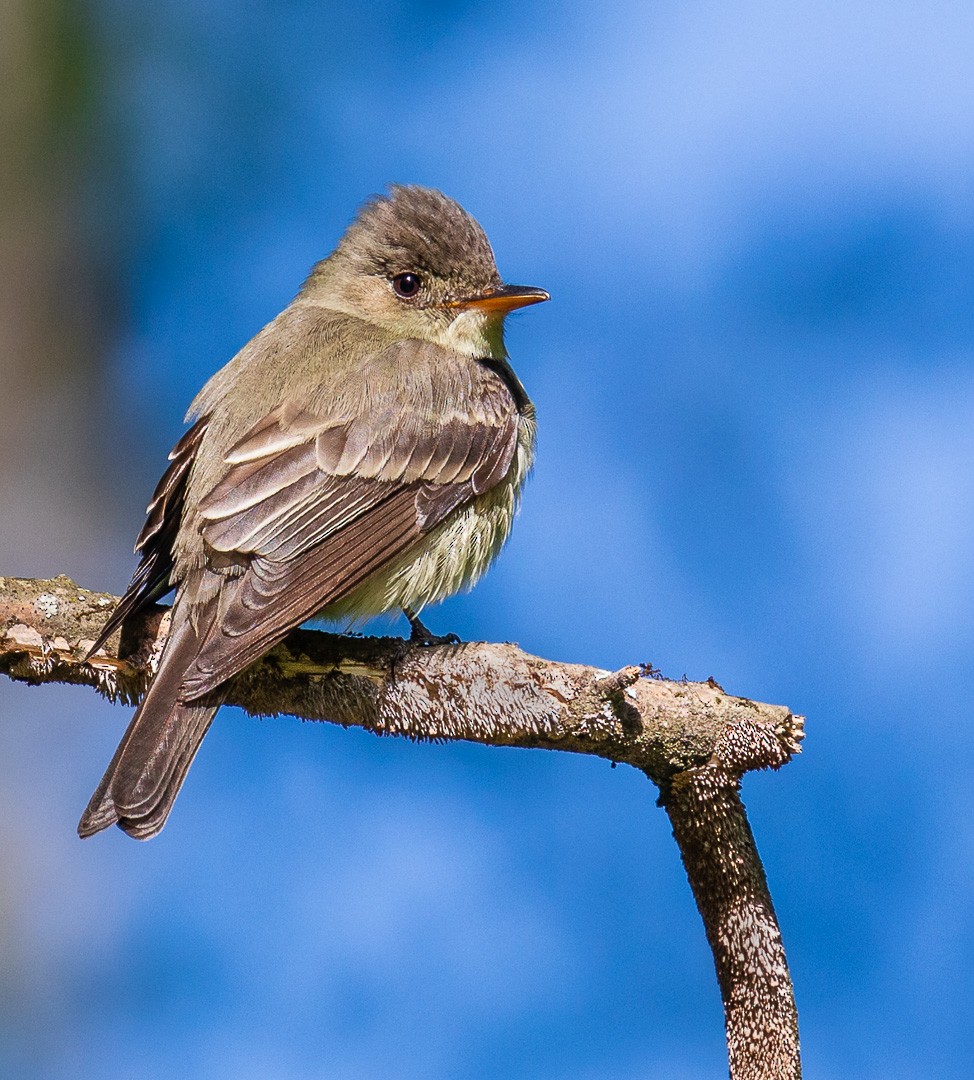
[79,185,548,840]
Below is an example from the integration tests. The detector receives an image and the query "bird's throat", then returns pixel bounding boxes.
[438,309,506,359]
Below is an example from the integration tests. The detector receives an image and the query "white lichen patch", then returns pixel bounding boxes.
[34,593,60,618]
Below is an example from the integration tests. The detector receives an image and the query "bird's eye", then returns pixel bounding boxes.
[391,272,422,299]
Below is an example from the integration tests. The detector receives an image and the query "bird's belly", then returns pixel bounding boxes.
[319,410,534,625]
[320,478,520,623]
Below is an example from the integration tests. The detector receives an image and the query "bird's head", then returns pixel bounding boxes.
[303,185,548,358]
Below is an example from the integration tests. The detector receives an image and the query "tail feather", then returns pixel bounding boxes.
[78,602,223,840]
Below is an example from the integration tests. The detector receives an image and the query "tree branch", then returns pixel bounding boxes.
[667,730,802,1078]
[1,573,804,1079]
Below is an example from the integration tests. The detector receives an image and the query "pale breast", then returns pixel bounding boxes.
[323,411,535,622]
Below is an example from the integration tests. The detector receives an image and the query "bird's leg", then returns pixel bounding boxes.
[403,607,461,646]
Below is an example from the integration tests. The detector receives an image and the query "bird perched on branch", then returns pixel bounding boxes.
[79,185,548,840]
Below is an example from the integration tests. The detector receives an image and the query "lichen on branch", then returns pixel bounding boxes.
[0,574,803,786]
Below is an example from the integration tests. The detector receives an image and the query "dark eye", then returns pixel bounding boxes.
[391,272,422,299]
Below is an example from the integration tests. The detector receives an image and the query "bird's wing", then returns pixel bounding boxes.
[178,349,520,698]
[86,417,210,658]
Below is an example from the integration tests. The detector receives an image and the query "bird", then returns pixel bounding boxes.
[78,185,549,840]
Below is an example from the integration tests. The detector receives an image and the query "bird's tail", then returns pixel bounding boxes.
[78,606,224,840]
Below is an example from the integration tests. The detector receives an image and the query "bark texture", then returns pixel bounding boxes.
[1,573,805,1079]
[666,734,801,1079]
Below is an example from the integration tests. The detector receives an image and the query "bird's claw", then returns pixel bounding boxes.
[404,608,462,647]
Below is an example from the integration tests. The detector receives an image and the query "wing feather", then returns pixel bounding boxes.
[86,417,209,658]
[182,486,423,695]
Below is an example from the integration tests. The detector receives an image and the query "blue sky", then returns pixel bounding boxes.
[3,2,974,1077]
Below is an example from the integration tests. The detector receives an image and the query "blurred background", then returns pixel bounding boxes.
[2,1,973,1077]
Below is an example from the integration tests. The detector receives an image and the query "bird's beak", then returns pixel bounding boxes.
[448,285,550,314]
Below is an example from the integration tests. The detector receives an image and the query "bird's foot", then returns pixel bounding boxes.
[404,607,461,646]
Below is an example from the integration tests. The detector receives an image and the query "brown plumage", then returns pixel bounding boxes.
[79,186,548,840]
